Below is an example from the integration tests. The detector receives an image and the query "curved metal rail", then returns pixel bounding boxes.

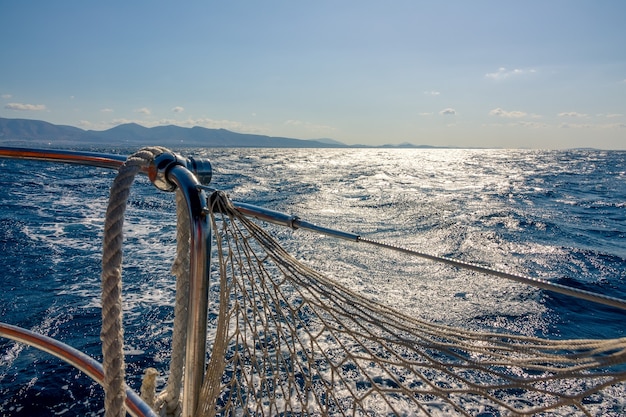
[0,146,128,169]
[0,322,158,417]
[0,146,213,185]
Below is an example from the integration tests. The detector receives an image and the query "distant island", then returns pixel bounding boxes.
[0,117,442,149]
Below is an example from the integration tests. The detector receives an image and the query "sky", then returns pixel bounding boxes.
[1,0,625,149]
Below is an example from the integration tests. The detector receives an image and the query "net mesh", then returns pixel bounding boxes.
[196,191,626,417]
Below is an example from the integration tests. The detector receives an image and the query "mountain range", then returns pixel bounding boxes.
[0,117,436,148]
[0,117,345,148]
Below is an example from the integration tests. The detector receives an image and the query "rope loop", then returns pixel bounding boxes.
[101,147,169,417]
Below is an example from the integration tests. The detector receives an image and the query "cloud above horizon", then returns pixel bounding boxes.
[558,111,588,118]
[5,102,47,111]
[485,67,537,81]
[172,106,184,113]
[135,107,151,115]
[489,108,528,118]
[439,108,456,116]
[284,119,336,133]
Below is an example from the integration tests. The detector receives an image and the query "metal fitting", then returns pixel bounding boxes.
[149,152,181,191]
[186,156,212,186]
[148,152,213,192]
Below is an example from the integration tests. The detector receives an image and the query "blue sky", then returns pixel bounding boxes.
[1,1,625,148]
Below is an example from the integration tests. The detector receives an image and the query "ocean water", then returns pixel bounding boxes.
[0,148,625,415]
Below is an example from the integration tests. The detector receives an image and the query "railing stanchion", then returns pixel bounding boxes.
[167,164,211,417]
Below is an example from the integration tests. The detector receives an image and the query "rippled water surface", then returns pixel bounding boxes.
[1,148,625,415]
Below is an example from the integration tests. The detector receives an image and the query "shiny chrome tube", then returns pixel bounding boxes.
[0,146,128,170]
[0,146,212,184]
[233,201,301,229]
[0,321,158,417]
[167,164,211,417]
[232,200,360,241]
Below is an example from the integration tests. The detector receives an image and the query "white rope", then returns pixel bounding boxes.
[101,147,167,417]
[154,188,190,417]
[141,367,159,409]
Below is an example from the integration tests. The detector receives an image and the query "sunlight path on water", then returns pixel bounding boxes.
[1,148,625,416]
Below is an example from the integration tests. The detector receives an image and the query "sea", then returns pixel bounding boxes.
[1,148,625,416]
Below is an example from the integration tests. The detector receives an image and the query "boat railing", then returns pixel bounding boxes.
[2,146,626,417]
[0,322,158,417]
[0,146,214,417]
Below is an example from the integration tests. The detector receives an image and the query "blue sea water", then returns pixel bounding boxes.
[0,148,625,415]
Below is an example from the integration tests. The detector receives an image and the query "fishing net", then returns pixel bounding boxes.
[194,191,626,417]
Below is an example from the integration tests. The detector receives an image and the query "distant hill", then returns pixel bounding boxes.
[313,138,345,146]
[0,118,87,143]
[0,117,445,148]
[0,117,347,148]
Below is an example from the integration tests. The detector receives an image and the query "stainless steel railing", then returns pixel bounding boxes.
[0,146,212,417]
[0,322,158,417]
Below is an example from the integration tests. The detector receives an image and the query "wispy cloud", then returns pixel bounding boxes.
[514,121,549,128]
[439,108,456,116]
[1,94,12,99]
[101,108,114,113]
[419,112,434,116]
[423,91,440,96]
[561,122,626,129]
[484,120,549,129]
[558,112,588,118]
[284,119,336,132]
[559,123,592,129]
[5,102,47,111]
[601,123,626,129]
[134,107,151,115]
[485,67,537,81]
[171,106,184,113]
[489,108,527,118]
[191,117,266,133]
